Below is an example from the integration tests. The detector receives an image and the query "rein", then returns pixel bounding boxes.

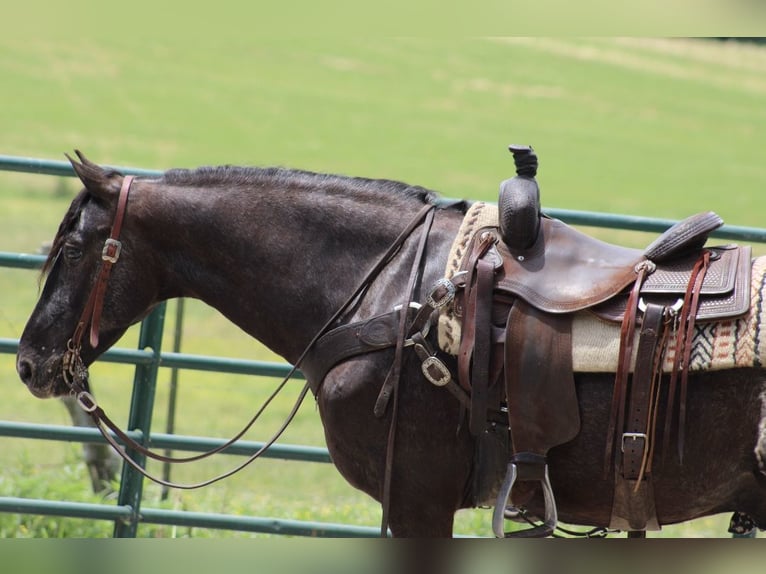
[62,174,438,490]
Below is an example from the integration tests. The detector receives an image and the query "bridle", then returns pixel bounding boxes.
[62,175,133,389]
[61,173,439,495]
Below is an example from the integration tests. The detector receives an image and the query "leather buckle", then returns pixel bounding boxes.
[421,356,451,387]
[102,238,122,263]
[77,391,98,413]
[426,278,456,309]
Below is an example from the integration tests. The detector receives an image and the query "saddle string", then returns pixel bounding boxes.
[66,188,438,488]
[641,316,672,486]
[662,249,711,463]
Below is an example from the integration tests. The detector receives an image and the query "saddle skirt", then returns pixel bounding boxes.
[438,201,766,374]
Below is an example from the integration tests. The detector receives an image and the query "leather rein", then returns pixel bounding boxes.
[62,174,439,491]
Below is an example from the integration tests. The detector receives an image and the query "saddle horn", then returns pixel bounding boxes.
[498,145,542,251]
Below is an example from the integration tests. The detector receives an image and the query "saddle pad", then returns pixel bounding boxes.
[438,202,766,373]
[440,201,498,355]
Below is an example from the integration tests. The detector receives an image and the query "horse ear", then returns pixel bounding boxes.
[66,150,123,199]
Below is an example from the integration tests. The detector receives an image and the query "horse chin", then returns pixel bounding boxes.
[26,379,67,399]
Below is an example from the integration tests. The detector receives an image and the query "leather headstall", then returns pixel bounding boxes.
[63,174,133,391]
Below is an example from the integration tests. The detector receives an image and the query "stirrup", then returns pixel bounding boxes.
[492,460,558,538]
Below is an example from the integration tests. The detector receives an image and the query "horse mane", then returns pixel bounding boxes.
[160,165,444,205]
[40,165,465,280]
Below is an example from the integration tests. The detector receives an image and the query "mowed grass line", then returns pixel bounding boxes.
[1,36,764,537]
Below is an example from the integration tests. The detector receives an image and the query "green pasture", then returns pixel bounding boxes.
[1,35,765,537]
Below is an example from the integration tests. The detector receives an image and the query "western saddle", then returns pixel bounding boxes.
[302,145,752,537]
[441,145,751,536]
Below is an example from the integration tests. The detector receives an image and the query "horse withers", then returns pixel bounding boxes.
[16,151,766,536]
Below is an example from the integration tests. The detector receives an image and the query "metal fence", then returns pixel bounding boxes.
[1,154,765,538]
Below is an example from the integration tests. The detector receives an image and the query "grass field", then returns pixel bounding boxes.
[1,32,765,537]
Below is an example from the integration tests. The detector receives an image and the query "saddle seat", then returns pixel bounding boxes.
[455,215,645,314]
[451,211,748,319]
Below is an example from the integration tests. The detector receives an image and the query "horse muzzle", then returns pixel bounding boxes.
[16,352,71,399]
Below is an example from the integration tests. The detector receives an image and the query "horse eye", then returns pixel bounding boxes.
[63,245,83,262]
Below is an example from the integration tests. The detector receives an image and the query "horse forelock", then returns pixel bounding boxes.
[40,189,91,279]
[159,165,442,205]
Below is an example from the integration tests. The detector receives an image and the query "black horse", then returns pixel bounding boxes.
[16,152,766,536]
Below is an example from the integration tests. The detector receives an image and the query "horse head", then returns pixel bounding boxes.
[17,151,159,399]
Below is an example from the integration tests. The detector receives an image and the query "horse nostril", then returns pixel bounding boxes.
[17,358,34,385]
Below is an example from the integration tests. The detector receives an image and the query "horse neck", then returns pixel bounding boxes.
[138,179,423,363]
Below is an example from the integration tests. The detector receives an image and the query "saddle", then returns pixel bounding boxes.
[444,146,752,536]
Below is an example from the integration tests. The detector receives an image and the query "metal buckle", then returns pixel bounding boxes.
[621,432,647,452]
[102,238,122,263]
[392,303,431,346]
[638,297,683,316]
[77,391,98,413]
[421,356,451,387]
[426,278,456,309]
[393,302,421,312]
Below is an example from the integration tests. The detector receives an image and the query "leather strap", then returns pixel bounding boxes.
[608,303,666,531]
[408,331,470,409]
[663,249,711,462]
[378,206,436,536]
[457,233,496,393]
[468,257,495,435]
[604,261,650,476]
[302,270,460,394]
[74,384,310,489]
[72,175,134,351]
[374,206,436,417]
[301,308,413,393]
[621,302,665,482]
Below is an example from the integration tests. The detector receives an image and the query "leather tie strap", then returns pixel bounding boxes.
[663,249,711,462]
